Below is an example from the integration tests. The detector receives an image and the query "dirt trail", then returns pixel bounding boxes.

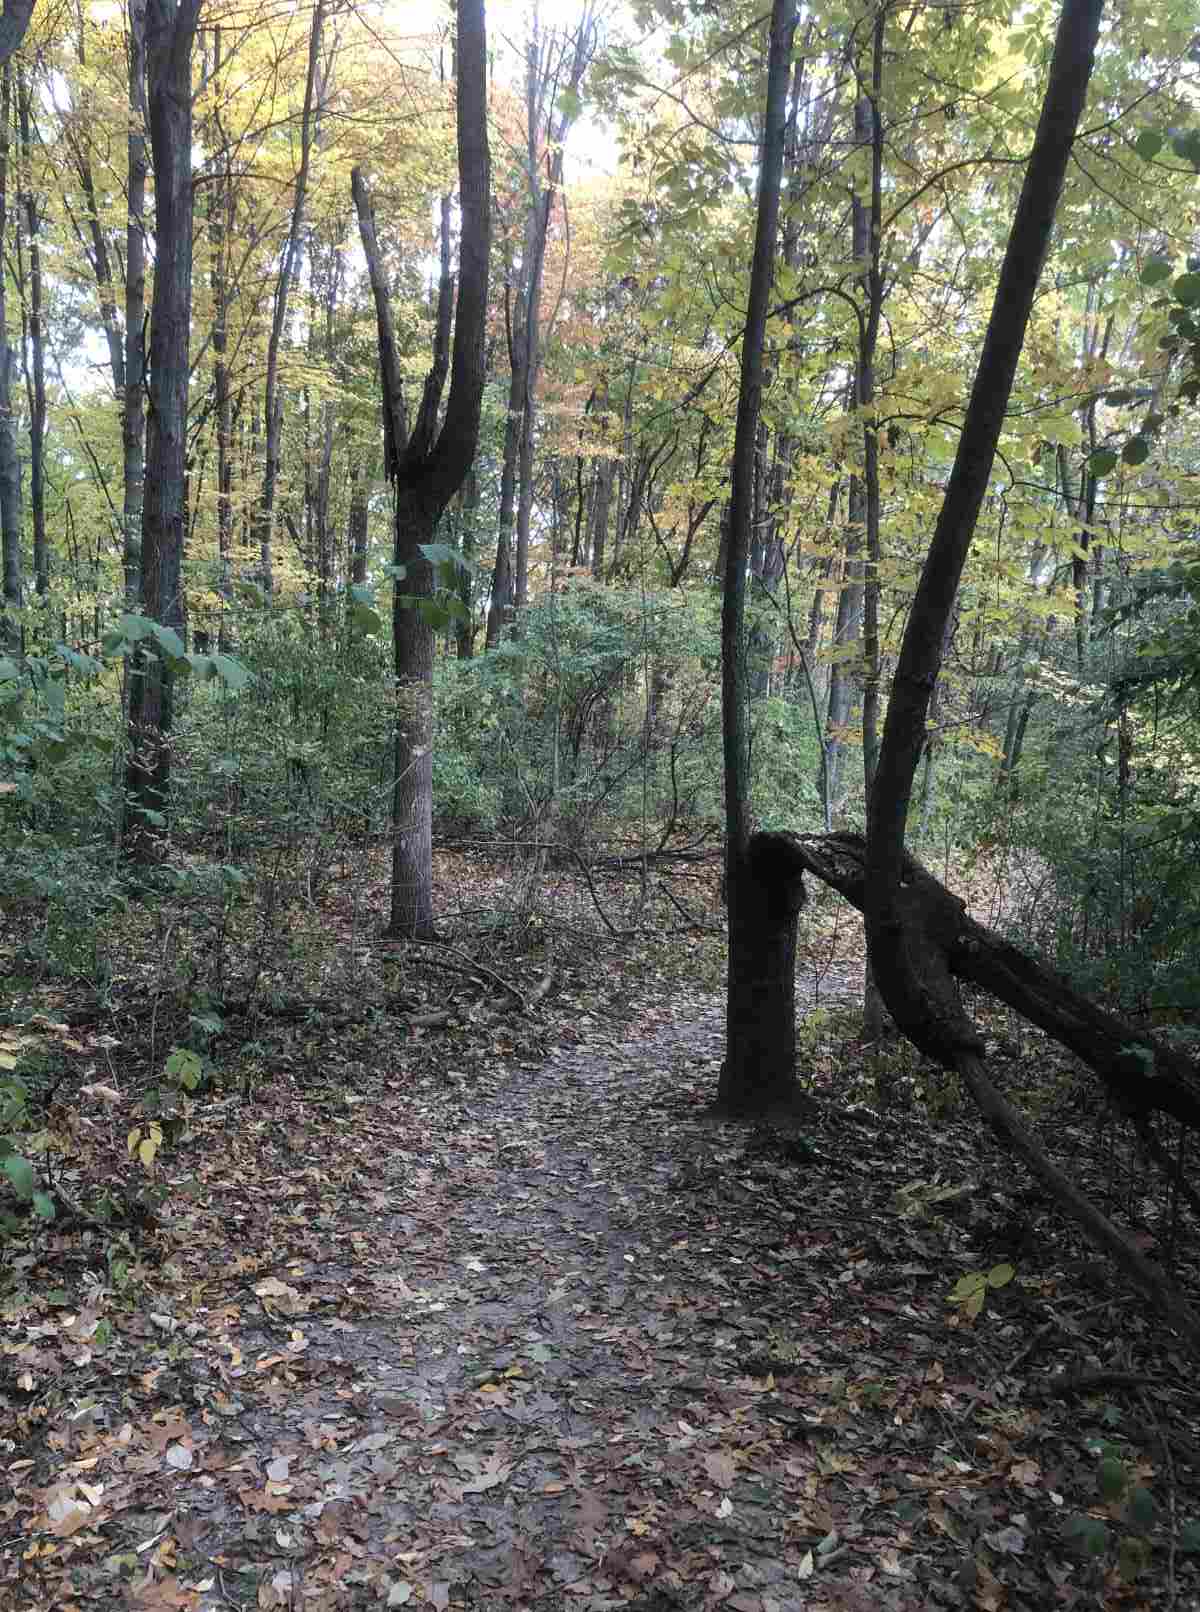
[175,993,895,1612]
[14,973,1186,1612]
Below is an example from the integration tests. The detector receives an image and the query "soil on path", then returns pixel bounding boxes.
[7,982,1200,1612]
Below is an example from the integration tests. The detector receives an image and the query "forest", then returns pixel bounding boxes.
[5,0,1200,1605]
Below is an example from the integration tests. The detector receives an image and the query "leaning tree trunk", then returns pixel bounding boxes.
[717,0,803,1116]
[854,0,1199,1345]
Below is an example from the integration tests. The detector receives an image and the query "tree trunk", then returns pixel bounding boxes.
[0,66,20,643]
[123,0,147,606]
[455,467,478,659]
[207,22,233,636]
[123,0,201,853]
[348,462,368,586]
[256,0,325,593]
[846,0,1196,1339]
[352,0,490,937]
[485,352,521,647]
[866,0,1104,1062]
[18,71,46,599]
[718,0,803,1115]
[792,830,1200,1344]
[0,0,33,66]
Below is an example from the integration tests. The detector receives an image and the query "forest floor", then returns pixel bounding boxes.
[4,846,1200,1612]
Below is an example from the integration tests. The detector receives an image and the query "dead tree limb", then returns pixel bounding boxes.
[792,830,1200,1350]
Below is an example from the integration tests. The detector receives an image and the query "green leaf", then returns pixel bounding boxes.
[947,1272,985,1301]
[3,1152,35,1199]
[1134,128,1163,160]
[1178,1519,1200,1553]
[1087,448,1118,477]
[986,1262,1015,1288]
[211,653,249,691]
[118,611,156,641]
[1099,1456,1128,1502]
[1140,257,1173,287]
[1122,437,1151,466]
[1174,273,1200,307]
[149,623,186,659]
[1172,129,1200,168]
[1127,1484,1156,1528]
[1064,1513,1109,1556]
[164,1048,206,1091]
[32,1190,55,1220]
[420,541,471,574]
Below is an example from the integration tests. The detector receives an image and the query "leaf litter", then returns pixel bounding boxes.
[3,853,1200,1611]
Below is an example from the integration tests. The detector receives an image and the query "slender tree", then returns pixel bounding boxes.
[717,0,809,1117]
[852,0,1197,1334]
[0,65,20,644]
[256,0,326,592]
[353,0,490,936]
[17,70,46,598]
[124,0,148,605]
[124,0,202,851]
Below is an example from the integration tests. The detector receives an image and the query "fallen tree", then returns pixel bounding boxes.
[797,831,1200,1129]
[791,829,1200,1350]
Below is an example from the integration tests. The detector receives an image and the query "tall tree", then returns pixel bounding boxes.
[486,6,593,646]
[17,70,47,598]
[717,0,808,1116]
[124,0,202,851]
[853,0,1192,1329]
[0,0,32,67]
[256,0,326,592]
[353,0,490,936]
[124,0,147,605]
[0,64,20,643]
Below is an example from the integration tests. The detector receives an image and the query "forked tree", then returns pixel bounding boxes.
[353,0,491,937]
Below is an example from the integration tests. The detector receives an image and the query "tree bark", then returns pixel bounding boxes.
[0,0,33,66]
[0,66,21,643]
[793,830,1200,1344]
[124,0,201,852]
[718,833,812,1115]
[206,21,233,635]
[352,0,490,937]
[123,0,147,606]
[865,0,1105,1064]
[718,0,801,1114]
[18,71,47,599]
[256,0,325,593]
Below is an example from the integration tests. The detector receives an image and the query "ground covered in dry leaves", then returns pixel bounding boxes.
[4,851,1200,1612]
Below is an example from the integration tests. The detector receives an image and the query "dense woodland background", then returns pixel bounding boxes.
[7,0,1200,1601]
[1,0,1199,1168]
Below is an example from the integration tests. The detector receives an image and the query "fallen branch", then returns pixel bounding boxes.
[392,940,528,1012]
[792,830,1200,1350]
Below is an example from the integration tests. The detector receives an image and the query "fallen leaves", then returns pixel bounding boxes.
[4,861,1200,1611]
